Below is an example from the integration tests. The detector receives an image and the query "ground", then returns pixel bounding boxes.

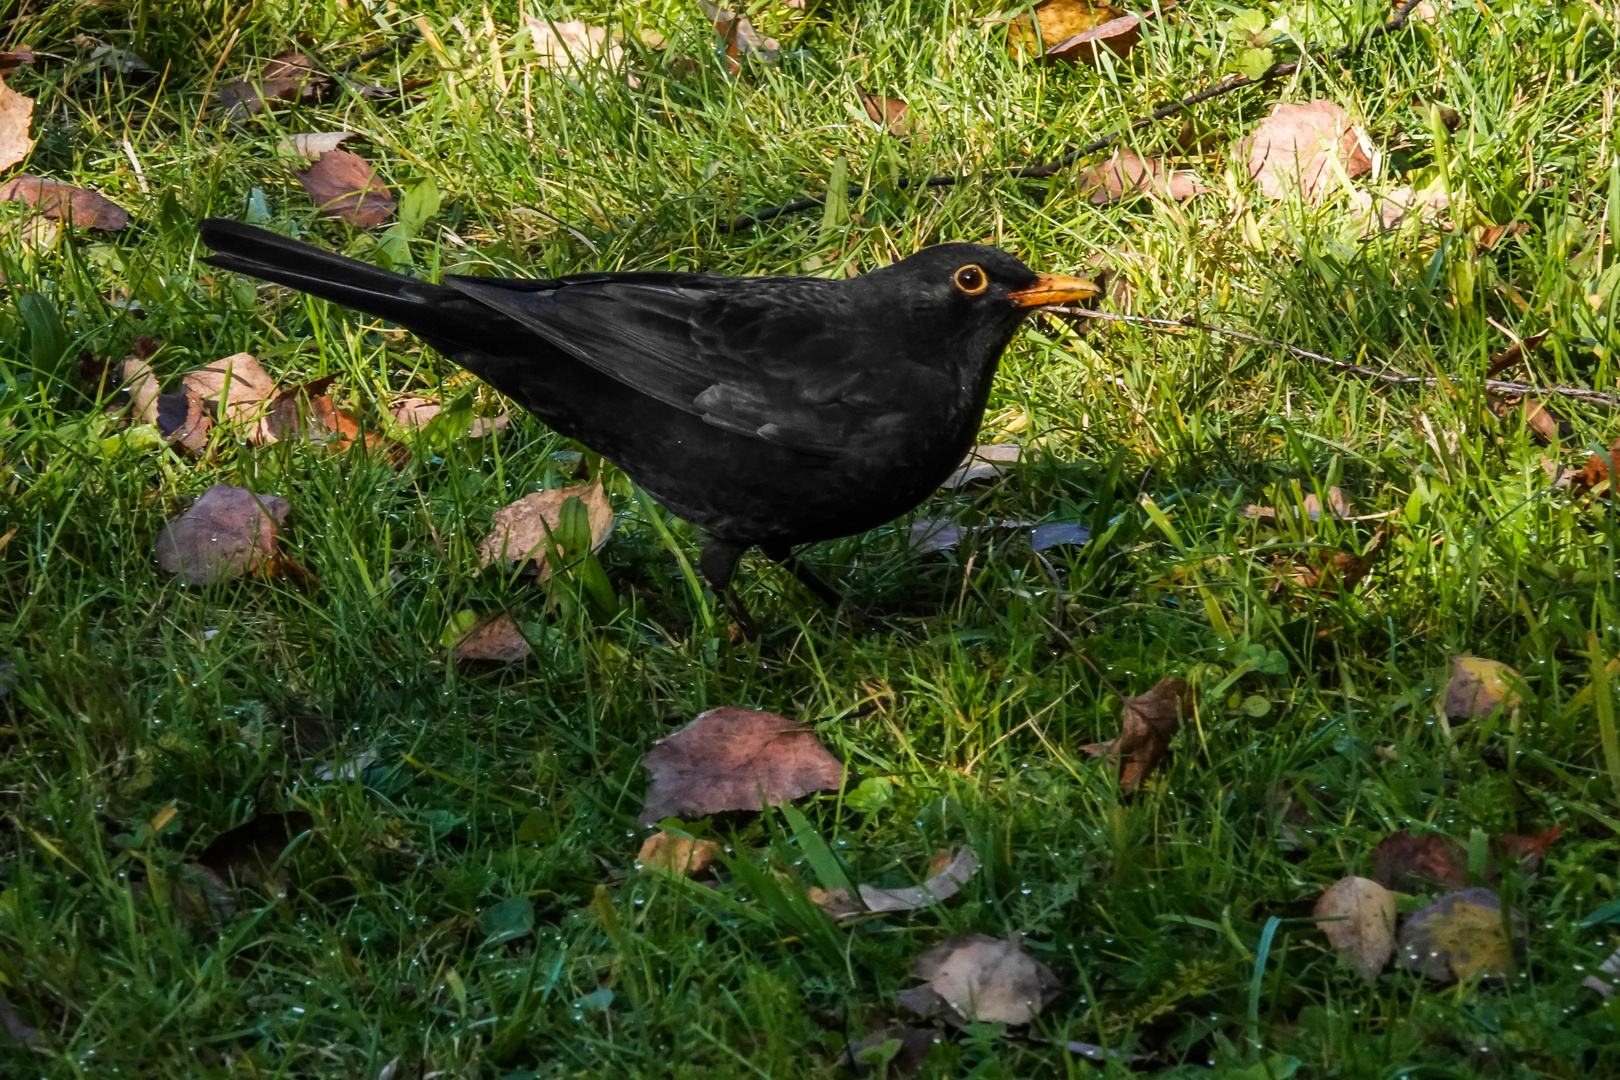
[2,0,1620,1077]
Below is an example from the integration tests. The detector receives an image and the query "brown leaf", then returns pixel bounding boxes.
[1370,829,1467,893]
[1572,438,1620,493]
[1478,221,1529,251]
[636,706,843,824]
[1243,484,1352,522]
[452,612,532,664]
[0,49,34,78]
[1443,655,1523,720]
[940,443,1022,488]
[909,518,968,553]
[267,375,361,450]
[1484,329,1549,379]
[1010,0,1126,57]
[1237,100,1372,202]
[809,885,867,920]
[1046,13,1141,65]
[1494,825,1562,873]
[636,832,723,877]
[155,484,291,585]
[171,862,238,927]
[697,0,780,72]
[286,130,361,159]
[523,16,629,74]
[858,848,980,914]
[219,48,326,118]
[197,810,315,894]
[1397,887,1526,982]
[478,480,614,577]
[859,89,914,137]
[1277,525,1389,594]
[0,67,34,172]
[1314,875,1396,980]
[293,148,396,228]
[1081,677,1195,789]
[154,392,212,453]
[906,934,1063,1026]
[121,356,162,425]
[1487,392,1569,445]
[0,175,129,229]
[391,396,442,430]
[1075,150,1208,205]
[841,1026,938,1078]
[181,352,277,440]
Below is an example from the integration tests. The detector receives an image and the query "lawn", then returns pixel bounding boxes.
[3,0,1620,1077]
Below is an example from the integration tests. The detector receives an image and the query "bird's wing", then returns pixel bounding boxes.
[446,274,897,457]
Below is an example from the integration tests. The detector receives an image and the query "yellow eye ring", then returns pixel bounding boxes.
[953,264,988,295]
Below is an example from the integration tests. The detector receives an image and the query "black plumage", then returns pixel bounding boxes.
[198,219,1098,632]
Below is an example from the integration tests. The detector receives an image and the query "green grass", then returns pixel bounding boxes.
[3,0,1620,1076]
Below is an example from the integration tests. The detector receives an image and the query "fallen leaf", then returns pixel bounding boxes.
[1045,13,1141,65]
[1444,655,1523,720]
[314,748,380,782]
[266,375,361,449]
[468,414,511,437]
[908,518,967,553]
[220,48,326,118]
[0,49,33,77]
[1487,393,1568,445]
[452,612,532,664]
[1238,100,1372,203]
[808,885,867,920]
[155,485,290,585]
[171,862,238,926]
[197,810,315,893]
[154,392,212,453]
[0,175,129,229]
[841,1026,937,1078]
[858,848,980,914]
[1370,829,1467,893]
[286,130,360,158]
[1397,887,1526,982]
[1362,180,1450,232]
[1275,525,1389,594]
[1572,438,1620,494]
[941,443,1022,488]
[1010,0,1126,58]
[1243,484,1352,522]
[523,15,630,74]
[1075,149,1208,205]
[1314,875,1396,980]
[0,64,34,172]
[1478,221,1529,251]
[121,356,162,424]
[1029,522,1091,551]
[1081,677,1195,789]
[391,396,441,429]
[480,896,535,943]
[636,705,843,824]
[637,831,724,877]
[293,148,396,228]
[479,480,614,577]
[87,43,152,75]
[904,934,1063,1025]
[859,89,914,137]
[182,352,277,439]
[1494,825,1562,873]
[697,0,780,72]
[1484,330,1550,379]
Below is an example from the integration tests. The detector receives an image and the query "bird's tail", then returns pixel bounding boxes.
[198,218,462,333]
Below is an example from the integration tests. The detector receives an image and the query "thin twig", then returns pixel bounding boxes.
[719,0,1429,232]
[1042,307,1619,409]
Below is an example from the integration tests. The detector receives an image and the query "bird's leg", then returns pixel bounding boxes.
[699,538,758,640]
[760,544,844,609]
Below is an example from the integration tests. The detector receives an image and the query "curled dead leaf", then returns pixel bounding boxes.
[154,392,212,453]
[859,90,915,137]
[1010,0,1126,58]
[1238,100,1371,203]
[293,148,396,228]
[637,832,723,877]
[1075,150,1209,205]
[182,352,277,441]
[0,175,130,229]
[1081,677,1195,789]
[121,356,162,425]
[1046,13,1141,66]
[220,48,326,118]
[1314,875,1396,980]
[1487,392,1569,445]
[478,480,614,577]
[857,848,980,915]
[636,706,843,825]
[267,375,361,450]
[155,485,290,585]
[1571,438,1620,494]
[285,130,361,159]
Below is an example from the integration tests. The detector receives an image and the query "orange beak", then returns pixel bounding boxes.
[1007,273,1103,307]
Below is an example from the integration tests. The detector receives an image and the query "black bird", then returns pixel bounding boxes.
[198,219,1099,633]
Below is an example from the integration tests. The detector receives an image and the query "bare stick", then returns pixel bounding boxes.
[719,0,1430,232]
[1041,306,1618,409]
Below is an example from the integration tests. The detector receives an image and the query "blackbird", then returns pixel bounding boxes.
[198,219,1099,633]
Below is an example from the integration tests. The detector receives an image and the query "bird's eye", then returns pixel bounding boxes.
[953,264,988,295]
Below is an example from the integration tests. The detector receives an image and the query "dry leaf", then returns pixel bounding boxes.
[121,356,162,425]
[1081,677,1195,789]
[155,485,290,585]
[1314,876,1396,980]
[1010,0,1126,57]
[478,480,614,577]
[220,48,326,118]
[0,175,129,229]
[182,352,277,440]
[858,848,980,914]
[697,0,780,72]
[1487,393,1569,445]
[637,832,724,877]
[391,396,442,429]
[196,810,314,894]
[1478,221,1528,250]
[1238,100,1372,203]
[1362,180,1451,233]
[293,148,396,228]
[1274,525,1389,594]
[859,90,914,137]
[1075,150,1209,205]
[909,518,968,553]
[154,392,212,453]
[286,130,360,158]
[1572,438,1620,493]
[0,66,35,172]
[523,15,629,73]
[1495,826,1563,873]
[904,934,1063,1026]
[1397,887,1526,982]
[1045,13,1141,65]
[808,885,867,920]
[1370,829,1467,893]
[452,612,532,664]
[1443,655,1523,720]
[266,375,361,450]
[841,1027,937,1078]
[0,49,34,77]
[1243,484,1352,522]
[636,705,843,824]
[940,443,1022,488]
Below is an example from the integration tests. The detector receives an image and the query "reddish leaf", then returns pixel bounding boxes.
[219,48,326,118]
[293,148,396,228]
[1237,100,1372,203]
[155,485,290,585]
[859,89,915,137]
[451,613,532,664]
[637,706,843,824]
[478,481,614,578]
[266,374,361,450]
[0,175,129,229]
[1075,150,1208,205]
[1572,438,1620,494]
[1494,825,1563,873]
[1371,829,1467,893]
[1046,13,1140,66]
[1081,677,1195,789]
[154,391,212,453]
